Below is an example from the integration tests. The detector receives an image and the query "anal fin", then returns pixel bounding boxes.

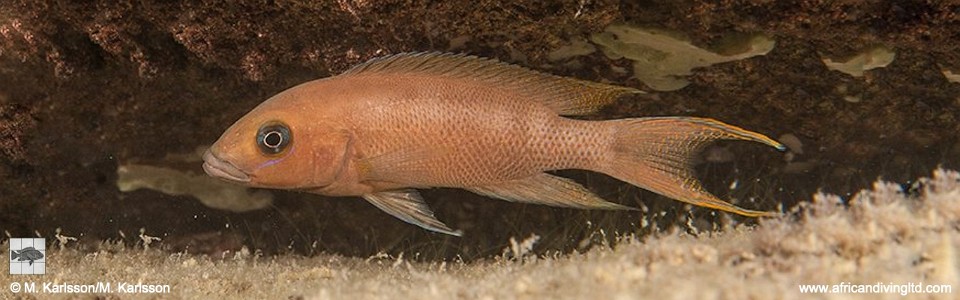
[362,190,462,236]
[465,173,635,210]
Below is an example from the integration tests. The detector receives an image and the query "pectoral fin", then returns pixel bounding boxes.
[358,147,439,183]
[362,190,462,236]
[465,173,635,210]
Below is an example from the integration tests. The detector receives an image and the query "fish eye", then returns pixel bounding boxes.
[256,122,292,155]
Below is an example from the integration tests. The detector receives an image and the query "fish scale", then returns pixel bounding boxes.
[348,79,610,188]
[203,52,786,236]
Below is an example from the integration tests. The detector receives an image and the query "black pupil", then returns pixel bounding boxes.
[257,123,291,154]
[263,131,282,148]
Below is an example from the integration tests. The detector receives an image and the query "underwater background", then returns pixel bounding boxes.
[0,0,957,263]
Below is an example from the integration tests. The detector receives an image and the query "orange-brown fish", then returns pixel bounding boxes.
[202,52,785,236]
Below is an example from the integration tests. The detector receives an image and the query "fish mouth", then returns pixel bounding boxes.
[202,149,251,183]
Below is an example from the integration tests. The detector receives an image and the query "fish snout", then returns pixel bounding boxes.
[202,149,252,183]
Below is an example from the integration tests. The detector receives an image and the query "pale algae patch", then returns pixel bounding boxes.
[822,45,896,77]
[941,67,960,83]
[547,37,596,62]
[116,164,273,212]
[590,24,775,91]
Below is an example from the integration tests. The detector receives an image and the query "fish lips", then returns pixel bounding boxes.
[202,150,252,183]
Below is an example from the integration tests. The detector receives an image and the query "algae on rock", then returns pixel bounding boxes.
[822,45,896,77]
[547,38,597,62]
[941,68,960,84]
[116,164,273,213]
[590,24,775,91]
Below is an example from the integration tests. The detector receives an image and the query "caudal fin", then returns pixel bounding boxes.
[603,117,785,217]
[11,250,18,260]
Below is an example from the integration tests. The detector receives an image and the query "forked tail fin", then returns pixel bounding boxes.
[603,117,785,217]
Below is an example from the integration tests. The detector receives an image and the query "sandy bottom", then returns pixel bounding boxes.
[3,169,958,300]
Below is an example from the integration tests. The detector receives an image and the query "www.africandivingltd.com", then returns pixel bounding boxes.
[798,281,952,296]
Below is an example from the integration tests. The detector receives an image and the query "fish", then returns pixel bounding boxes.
[202,52,785,236]
[11,247,44,265]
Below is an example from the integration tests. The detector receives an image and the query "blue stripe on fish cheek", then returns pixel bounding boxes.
[255,144,295,171]
[256,158,283,170]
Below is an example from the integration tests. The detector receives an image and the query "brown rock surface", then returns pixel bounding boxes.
[0,1,957,260]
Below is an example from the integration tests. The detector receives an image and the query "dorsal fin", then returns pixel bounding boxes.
[341,52,644,115]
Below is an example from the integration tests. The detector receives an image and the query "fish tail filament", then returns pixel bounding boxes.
[603,117,785,217]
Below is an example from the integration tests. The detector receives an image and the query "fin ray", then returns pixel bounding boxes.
[465,173,634,210]
[604,117,784,217]
[362,190,462,236]
[343,52,643,115]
